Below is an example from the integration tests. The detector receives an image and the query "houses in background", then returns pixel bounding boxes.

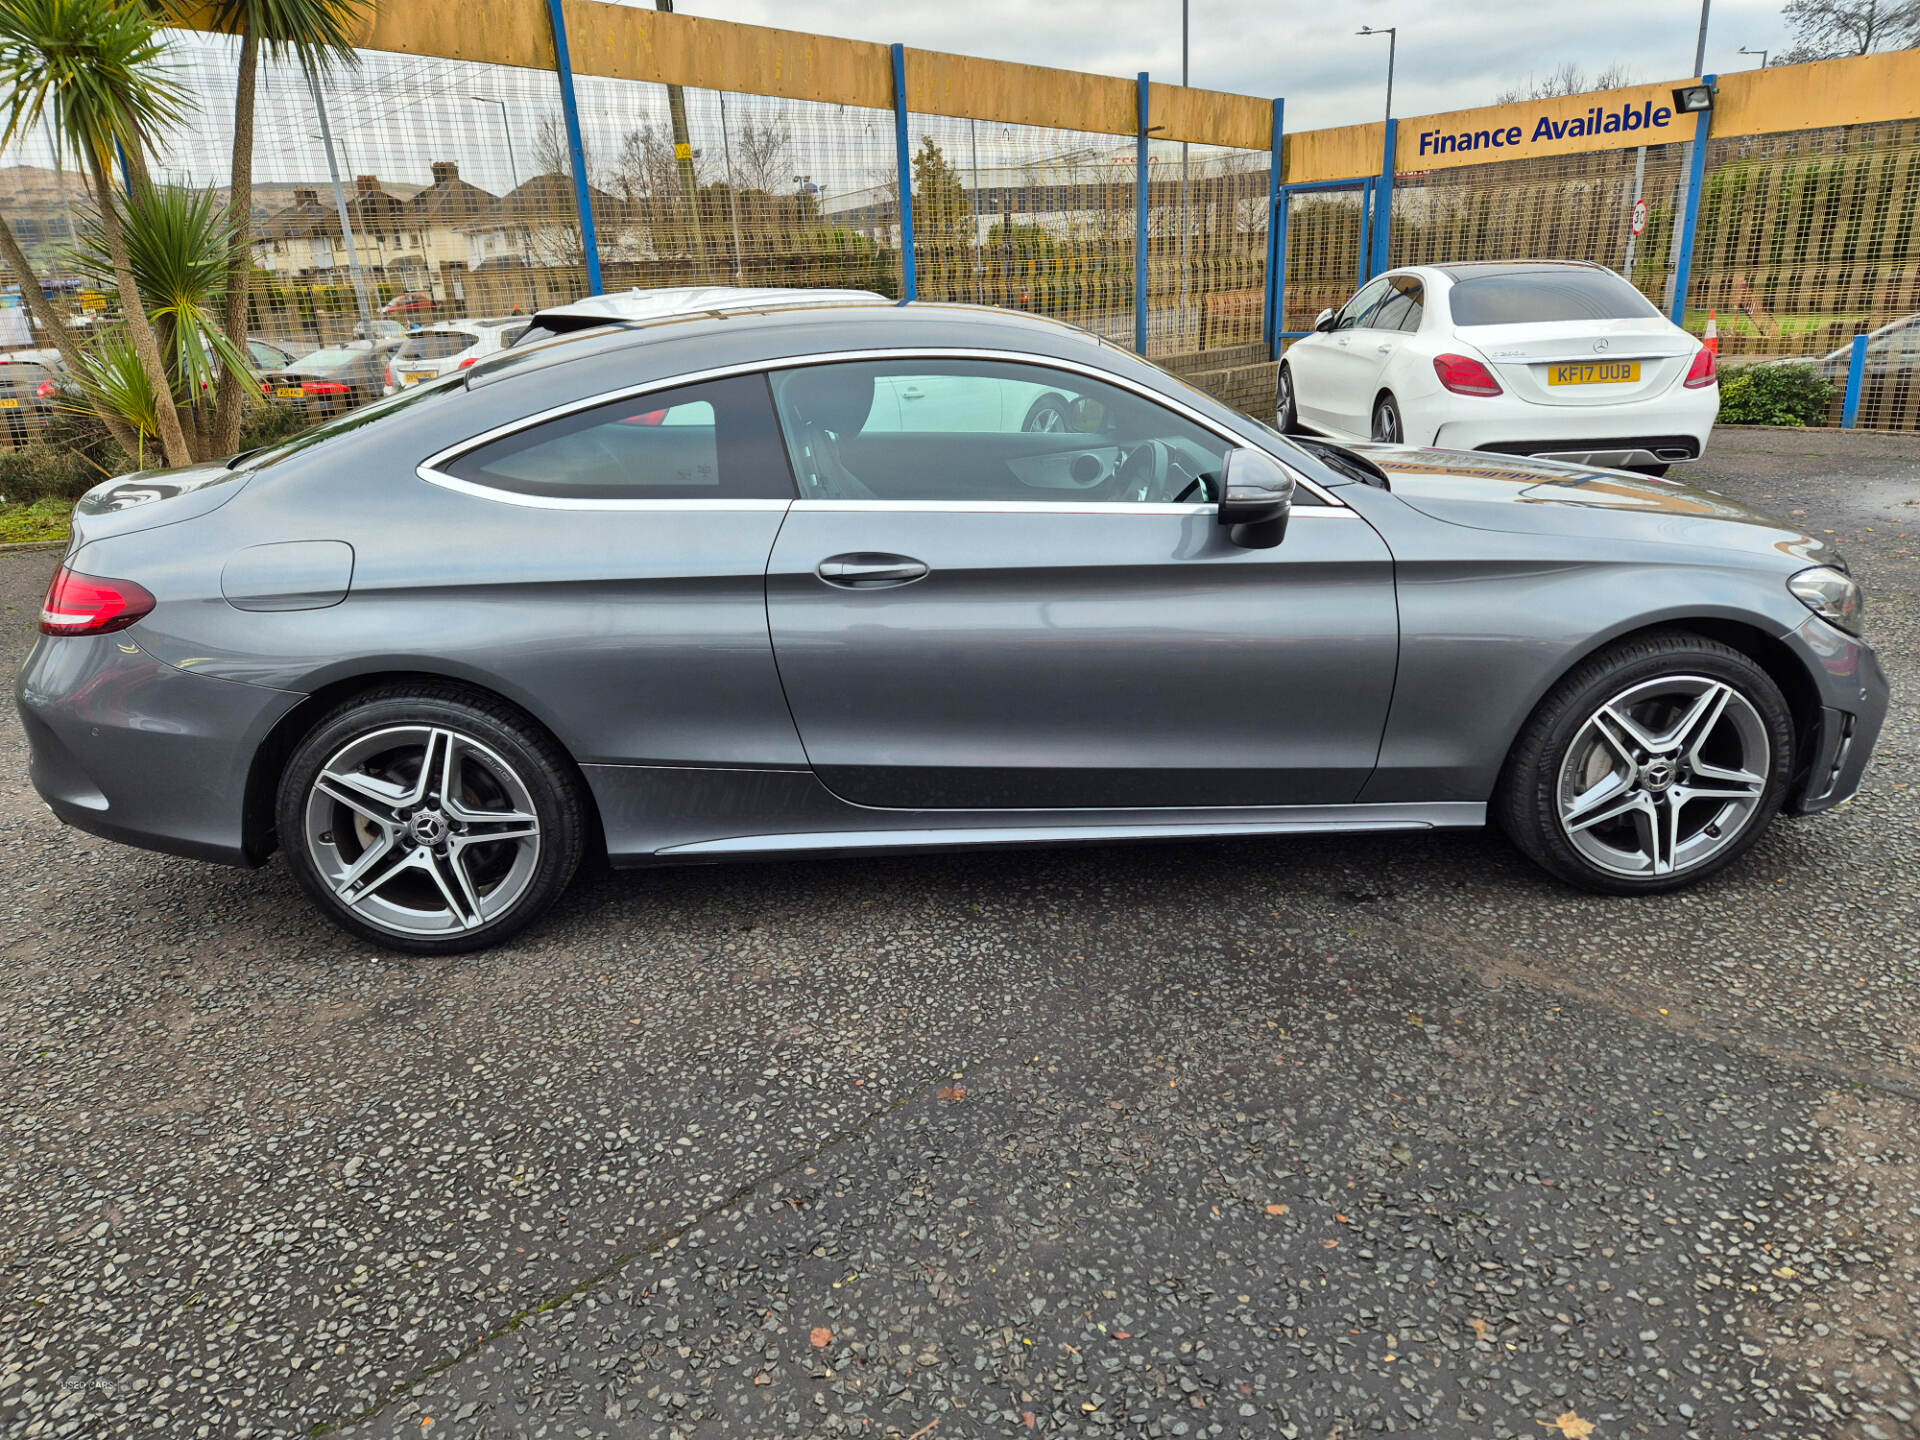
[249,160,633,298]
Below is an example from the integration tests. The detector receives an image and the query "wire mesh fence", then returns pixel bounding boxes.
[4,17,1920,448]
[1143,141,1270,357]
[1693,120,1920,430]
[1389,140,1693,309]
[577,79,902,299]
[904,112,1137,339]
[1277,187,1369,339]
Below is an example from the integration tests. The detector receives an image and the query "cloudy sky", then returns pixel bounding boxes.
[659,0,1798,133]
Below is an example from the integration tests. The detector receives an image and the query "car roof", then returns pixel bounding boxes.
[466,300,1104,391]
[525,285,891,337]
[1431,260,1610,282]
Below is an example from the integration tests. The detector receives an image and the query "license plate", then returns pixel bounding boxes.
[401,371,432,384]
[1548,361,1641,386]
[0,398,18,409]
[275,386,304,399]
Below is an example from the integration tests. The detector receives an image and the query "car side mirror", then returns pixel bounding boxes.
[1314,308,1336,332]
[1217,448,1295,549]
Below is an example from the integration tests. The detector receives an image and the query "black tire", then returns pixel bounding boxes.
[1627,463,1671,477]
[1370,392,1403,444]
[275,683,589,954]
[1496,631,1794,895]
[1021,391,1074,433]
[1275,363,1299,433]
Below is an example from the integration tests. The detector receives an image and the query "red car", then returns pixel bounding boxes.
[380,291,436,316]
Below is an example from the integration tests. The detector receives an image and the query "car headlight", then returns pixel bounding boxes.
[1788,566,1864,636]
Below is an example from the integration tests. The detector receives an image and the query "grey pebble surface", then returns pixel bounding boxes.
[0,426,1915,1439]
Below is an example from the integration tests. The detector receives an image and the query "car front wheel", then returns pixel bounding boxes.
[276,684,588,953]
[1497,632,1793,894]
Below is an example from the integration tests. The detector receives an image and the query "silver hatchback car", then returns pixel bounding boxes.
[17,296,1887,952]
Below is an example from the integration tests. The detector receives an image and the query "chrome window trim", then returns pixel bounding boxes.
[414,347,1345,511]
[790,498,1356,517]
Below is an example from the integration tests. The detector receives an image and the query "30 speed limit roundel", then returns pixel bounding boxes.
[1630,198,1649,236]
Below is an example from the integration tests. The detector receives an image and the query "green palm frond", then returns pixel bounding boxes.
[149,0,369,77]
[0,0,191,171]
[68,185,256,399]
[70,327,163,446]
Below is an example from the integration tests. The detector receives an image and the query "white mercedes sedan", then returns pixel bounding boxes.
[1278,260,1719,475]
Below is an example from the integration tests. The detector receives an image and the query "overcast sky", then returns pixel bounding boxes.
[651,0,1797,134]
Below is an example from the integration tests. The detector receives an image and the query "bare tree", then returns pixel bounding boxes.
[1777,0,1920,60]
[1493,63,1635,104]
[731,112,793,196]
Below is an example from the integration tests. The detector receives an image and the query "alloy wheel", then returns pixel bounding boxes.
[1277,368,1295,430]
[1555,675,1771,878]
[303,724,543,937]
[1371,397,1400,443]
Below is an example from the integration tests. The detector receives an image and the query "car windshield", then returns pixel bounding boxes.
[398,331,477,361]
[243,371,464,470]
[1449,270,1659,326]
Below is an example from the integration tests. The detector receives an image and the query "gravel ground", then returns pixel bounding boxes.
[0,426,1915,1440]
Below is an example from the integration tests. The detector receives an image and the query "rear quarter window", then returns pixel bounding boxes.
[1449,270,1658,326]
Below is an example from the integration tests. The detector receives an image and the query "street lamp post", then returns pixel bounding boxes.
[1356,26,1396,128]
[469,96,520,192]
[306,72,375,335]
[1737,46,1768,68]
[1693,0,1711,75]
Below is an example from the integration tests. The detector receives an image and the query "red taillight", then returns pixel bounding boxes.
[40,567,155,636]
[619,408,669,426]
[35,379,55,399]
[1432,353,1503,397]
[303,380,351,396]
[457,356,477,369]
[386,366,396,388]
[260,379,272,395]
[1684,345,1718,388]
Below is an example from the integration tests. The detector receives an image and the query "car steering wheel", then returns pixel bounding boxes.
[1114,439,1171,502]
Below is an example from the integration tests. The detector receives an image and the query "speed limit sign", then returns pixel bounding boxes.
[1630,198,1649,236]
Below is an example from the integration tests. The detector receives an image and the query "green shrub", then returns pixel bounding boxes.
[1716,362,1836,427]
[0,438,129,506]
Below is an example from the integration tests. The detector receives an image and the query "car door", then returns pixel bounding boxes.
[1309,277,1399,436]
[1352,275,1425,430]
[762,354,1399,811]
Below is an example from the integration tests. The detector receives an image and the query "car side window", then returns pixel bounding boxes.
[1369,277,1424,332]
[1332,278,1390,332]
[439,373,795,501]
[767,358,1235,506]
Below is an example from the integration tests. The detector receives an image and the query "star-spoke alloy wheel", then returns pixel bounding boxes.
[1498,632,1794,896]
[278,687,587,952]
[1556,676,1770,877]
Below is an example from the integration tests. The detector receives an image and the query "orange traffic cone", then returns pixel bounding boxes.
[1704,309,1720,356]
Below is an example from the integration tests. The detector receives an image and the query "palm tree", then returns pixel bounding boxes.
[0,0,195,468]
[161,0,369,457]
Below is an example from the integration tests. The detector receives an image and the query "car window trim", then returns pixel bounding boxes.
[416,348,1344,512]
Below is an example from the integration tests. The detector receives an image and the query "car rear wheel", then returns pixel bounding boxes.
[1276,363,1299,433]
[276,684,588,953]
[1021,391,1074,432]
[1627,463,1671,477]
[1370,393,1403,444]
[1496,632,1792,894]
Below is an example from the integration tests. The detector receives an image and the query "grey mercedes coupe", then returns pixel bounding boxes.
[17,291,1887,953]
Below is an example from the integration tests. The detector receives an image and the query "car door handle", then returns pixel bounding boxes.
[1375,343,1393,355]
[816,553,929,588]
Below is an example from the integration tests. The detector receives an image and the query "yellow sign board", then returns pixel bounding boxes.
[79,290,106,311]
[1399,82,1699,173]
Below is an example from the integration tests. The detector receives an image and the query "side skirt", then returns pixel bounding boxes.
[581,762,1484,867]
